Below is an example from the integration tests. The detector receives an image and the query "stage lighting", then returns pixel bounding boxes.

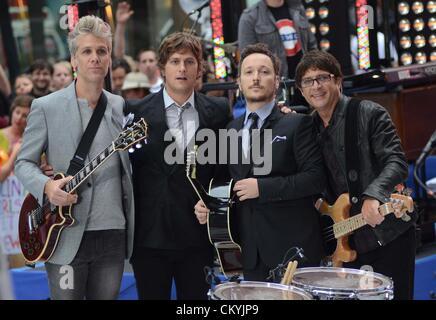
[414,18,425,31]
[415,34,426,47]
[401,35,413,48]
[210,0,226,79]
[401,52,414,65]
[428,1,436,13]
[399,18,411,32]
[319,22,330,35]
[412,1,424,14]
[429,34,436,46]
[429,17,436,30]
[415,51,427,63]
[319,6,329,19]
[394,0,436,65]
[320,39,330,50]
[302,0,334,52]
[398,1,410,14]
[306,7,315,20]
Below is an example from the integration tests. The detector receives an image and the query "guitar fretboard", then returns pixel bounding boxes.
[64,144,116,193]
[333,203,392,239]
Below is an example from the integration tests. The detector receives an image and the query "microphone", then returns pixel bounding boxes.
[295,247,308,263]
[416,130,436,165]
[189,0,210,15]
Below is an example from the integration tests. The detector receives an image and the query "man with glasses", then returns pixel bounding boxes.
[295,50,416,300]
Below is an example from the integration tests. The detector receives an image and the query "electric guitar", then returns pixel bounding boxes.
[18,118,148,263]
[318,193,414,267]
[186,147,242,278]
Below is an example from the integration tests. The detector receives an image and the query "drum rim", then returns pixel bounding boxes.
[291,267,393,296]
[212,281,313,300]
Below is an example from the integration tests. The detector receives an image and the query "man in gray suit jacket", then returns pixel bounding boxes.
[15,16,134,300]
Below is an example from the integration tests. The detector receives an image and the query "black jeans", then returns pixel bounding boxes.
[131,247,213,300]
[45,230,126,300]
[344,226,416,300]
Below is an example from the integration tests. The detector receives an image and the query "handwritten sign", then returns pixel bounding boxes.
[0,175,26,255]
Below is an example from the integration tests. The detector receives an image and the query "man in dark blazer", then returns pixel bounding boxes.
[127,32,232,300]
[195,43,325,281]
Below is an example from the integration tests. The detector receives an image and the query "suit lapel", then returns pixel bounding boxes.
[146,92,175,175]
[195,93,214,132]
[103,91,131,176]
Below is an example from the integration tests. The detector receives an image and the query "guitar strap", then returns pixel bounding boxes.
[67,92,107,176]
[344,98,363,214]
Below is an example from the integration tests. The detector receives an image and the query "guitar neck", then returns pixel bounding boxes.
[333,203,393,238]
[64,143,116,193]
[187,175,212,204]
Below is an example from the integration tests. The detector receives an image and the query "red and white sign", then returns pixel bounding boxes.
[276,19,301,57]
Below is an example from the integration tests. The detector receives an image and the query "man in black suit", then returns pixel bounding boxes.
[127,32,231,299]
[195,44,325,281]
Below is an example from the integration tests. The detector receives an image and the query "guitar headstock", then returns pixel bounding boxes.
[186,145,198,179]
[388,194,414,220]
[114,118,148,151]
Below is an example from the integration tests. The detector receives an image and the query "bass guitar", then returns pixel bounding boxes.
[318,192,414,267]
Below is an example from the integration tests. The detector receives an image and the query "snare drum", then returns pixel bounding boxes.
[291,267,393,300]
[209,281,313,300]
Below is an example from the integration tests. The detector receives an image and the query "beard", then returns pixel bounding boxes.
[244,91,275,104]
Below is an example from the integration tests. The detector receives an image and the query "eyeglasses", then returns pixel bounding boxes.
[300,74,335,88]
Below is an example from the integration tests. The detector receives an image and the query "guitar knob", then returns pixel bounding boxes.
[23,243,29,249]
[401,214,411,222]
[28,248,34,256]
[34,243,41,250]
[29,237,35,243]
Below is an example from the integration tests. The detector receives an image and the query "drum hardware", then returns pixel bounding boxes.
[267,247,306,283]
[204,266,222,286]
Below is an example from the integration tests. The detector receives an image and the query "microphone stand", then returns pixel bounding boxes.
[189,9,203,35]
[267,247,306,283]
[414,148,436,200]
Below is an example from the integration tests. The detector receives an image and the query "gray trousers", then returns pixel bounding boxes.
[45,230,126,300]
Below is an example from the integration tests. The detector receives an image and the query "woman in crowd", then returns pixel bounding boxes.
[0,95,33,181]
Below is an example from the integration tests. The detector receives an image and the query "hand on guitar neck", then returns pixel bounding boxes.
[44,177,78,207]
[361,198,384,227]
[194,200,209,225]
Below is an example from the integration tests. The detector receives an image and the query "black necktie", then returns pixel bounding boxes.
[248,112,259,163]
